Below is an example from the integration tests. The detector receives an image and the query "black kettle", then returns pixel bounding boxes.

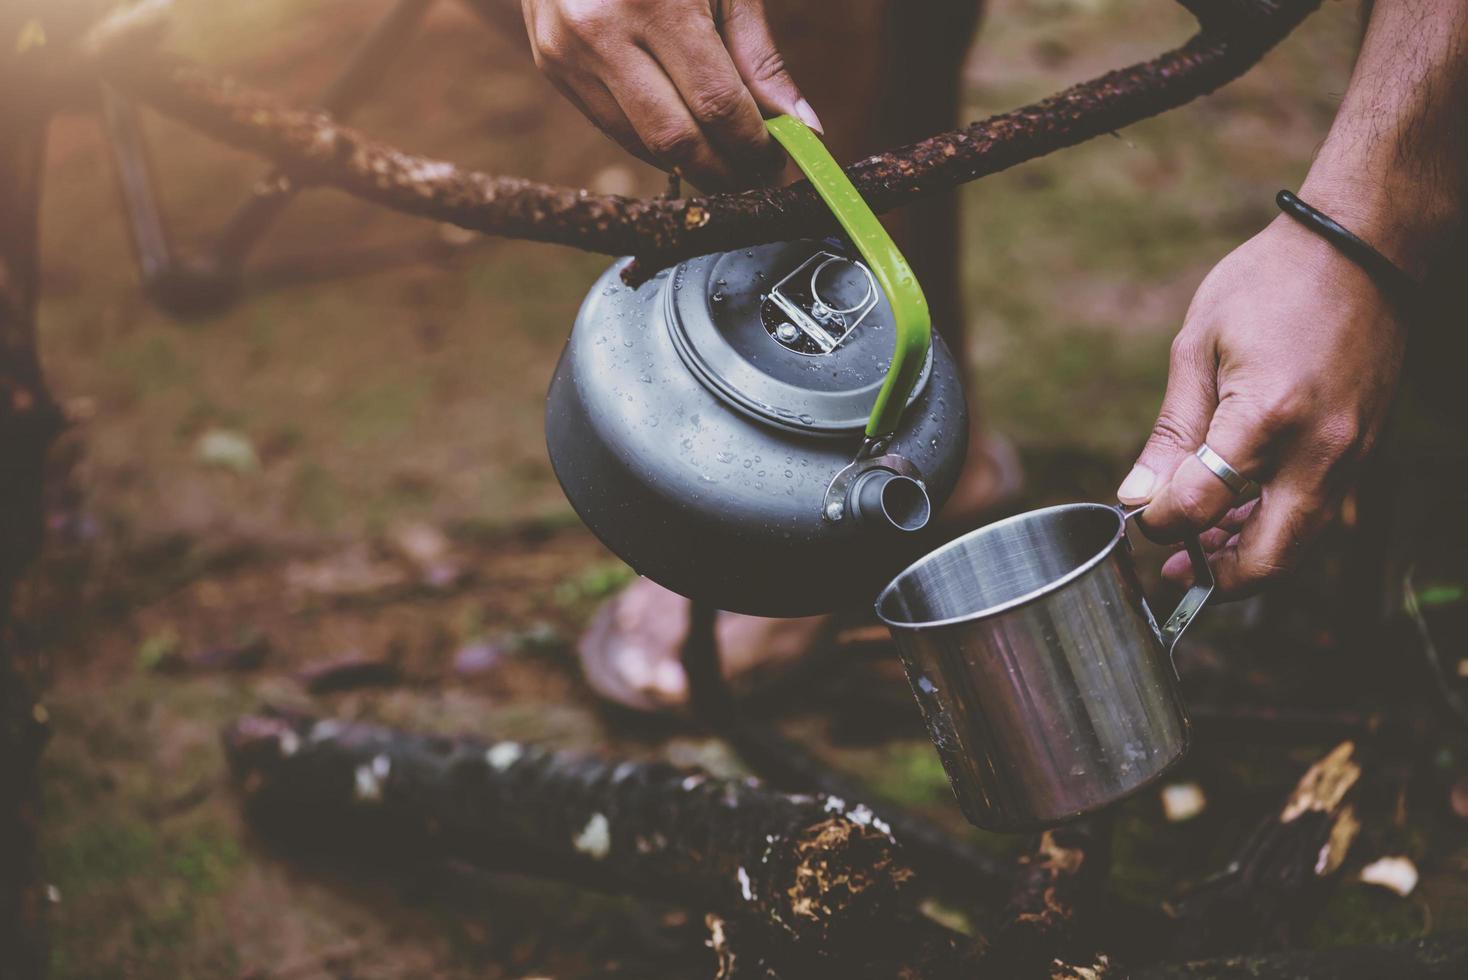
[545,117,969,616]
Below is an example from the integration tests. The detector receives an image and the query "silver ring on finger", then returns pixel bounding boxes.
[1194,444,1258,498]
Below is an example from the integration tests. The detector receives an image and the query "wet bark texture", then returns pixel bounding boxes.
[1170,742,1363,958]
[0,102,62,980]
[223,713,917,953]
[678,598,1009,901]
[102,0,1322,279]
[984,819,1112,971]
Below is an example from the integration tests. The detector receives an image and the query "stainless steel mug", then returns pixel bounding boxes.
[875,503,1213,831]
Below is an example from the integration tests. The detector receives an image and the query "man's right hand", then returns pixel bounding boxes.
[522,0,822,190]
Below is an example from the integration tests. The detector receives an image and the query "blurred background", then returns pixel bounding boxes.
[25,0,1468,977]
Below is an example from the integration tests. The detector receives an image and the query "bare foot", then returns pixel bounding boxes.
[578,578,829,714]
[578,431,1023,714]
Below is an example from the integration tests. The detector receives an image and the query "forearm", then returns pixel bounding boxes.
[1299,0,1468,276]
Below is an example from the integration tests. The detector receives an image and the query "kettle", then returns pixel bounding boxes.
[545,117,969,616]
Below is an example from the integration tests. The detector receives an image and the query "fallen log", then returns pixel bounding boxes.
[223,713,918,953]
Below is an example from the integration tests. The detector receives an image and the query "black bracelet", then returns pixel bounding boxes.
[1276,190,1419,309]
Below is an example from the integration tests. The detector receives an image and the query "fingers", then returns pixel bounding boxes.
[1139,391,1286,541]
[1158,499,1255,582]
[642,17,783,180]
[1170,484,1329,597]
[1208,485,1323,597]
[1117,330,1216,506]
[547,72,661,169]
[527,0,809,189]
[721,0,822,130]
[601,47,747,189]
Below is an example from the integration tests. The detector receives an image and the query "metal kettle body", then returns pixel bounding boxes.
[545,240,968,617]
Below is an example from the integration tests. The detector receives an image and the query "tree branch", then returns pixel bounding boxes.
[102,0,1321,279]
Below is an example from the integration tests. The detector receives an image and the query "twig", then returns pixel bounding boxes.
[212,0,434,269]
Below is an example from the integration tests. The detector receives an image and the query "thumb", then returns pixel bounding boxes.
[720,0,822,132]
[1118,335,1216,506]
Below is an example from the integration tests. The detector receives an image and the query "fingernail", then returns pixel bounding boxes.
[1116,464,1156,504]
[794,99,824,134]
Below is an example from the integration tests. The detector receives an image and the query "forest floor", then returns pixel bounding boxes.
[23,0,1468,977]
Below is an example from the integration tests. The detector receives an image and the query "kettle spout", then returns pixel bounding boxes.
[849,469,931,533]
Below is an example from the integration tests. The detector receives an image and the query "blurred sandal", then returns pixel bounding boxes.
[577,426,1022,714]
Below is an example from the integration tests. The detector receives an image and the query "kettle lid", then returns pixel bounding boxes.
[668,240,933,435]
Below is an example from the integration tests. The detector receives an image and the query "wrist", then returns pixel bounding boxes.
[1300,154,1459,280]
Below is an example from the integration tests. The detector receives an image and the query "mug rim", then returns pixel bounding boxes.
[873,501,1127,631]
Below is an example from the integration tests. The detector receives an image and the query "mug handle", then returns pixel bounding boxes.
[1122,506,1215,653]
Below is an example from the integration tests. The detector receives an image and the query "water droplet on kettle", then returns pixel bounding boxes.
[784,470,793,478]
[623,339,634,348]
[798,414,814,425]
[757,470,766,478]
[648,417,659,427]
[712,292,725,303]
[716,451,734,464]
[639,374,652,383]
[716,278,727,287]
[744,460,753,469]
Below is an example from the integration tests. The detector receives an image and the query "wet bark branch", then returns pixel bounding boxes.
[103,0,1321,279]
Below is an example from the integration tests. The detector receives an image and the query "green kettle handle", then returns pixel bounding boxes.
[765,115,932,441]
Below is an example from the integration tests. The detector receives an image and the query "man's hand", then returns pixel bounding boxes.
[523,0,822,190]
[1118,0,1466,598]
[1118,214,1406,597]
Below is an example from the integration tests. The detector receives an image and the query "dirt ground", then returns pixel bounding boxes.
[22,0,1468,977]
